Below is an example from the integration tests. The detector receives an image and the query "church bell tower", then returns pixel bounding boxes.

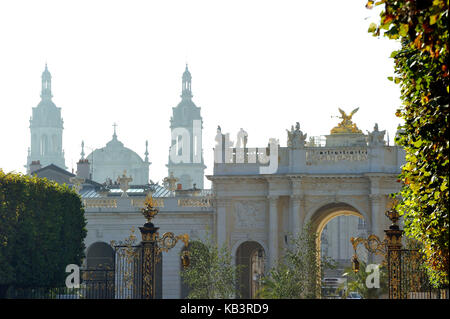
[167,65,206,189]
[27,64,66,172]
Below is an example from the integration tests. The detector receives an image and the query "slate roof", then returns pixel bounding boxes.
[79,183,173,199]
[32,164,75,177]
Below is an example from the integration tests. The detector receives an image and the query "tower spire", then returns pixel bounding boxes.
[80,140,85,159]
[113,123,118,139]
[41,63,53,100]
[28,63,66,172]
[169,65,205,189]
[181,64,193,99]
[144,140,149,162]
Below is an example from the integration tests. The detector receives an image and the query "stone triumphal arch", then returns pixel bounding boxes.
[208,112,405,282]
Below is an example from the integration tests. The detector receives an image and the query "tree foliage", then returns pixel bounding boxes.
[340,261,388,299]
[0,170,87,292]
[180,233,242,299]
[257,223,335,299]
[367,0,449,286]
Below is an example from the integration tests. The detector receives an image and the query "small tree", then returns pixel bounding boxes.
[339,261,388,299]
[257,223,335,299]
[180,233,242,299]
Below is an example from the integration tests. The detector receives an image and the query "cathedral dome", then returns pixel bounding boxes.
[89,141,143,165]
[86,130,150,185]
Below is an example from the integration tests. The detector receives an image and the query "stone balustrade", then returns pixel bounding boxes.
[83,198,117,208]
[83,196,213,211]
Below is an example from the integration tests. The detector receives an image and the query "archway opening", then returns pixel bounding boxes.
[320,214,368,277]
[308,202,368,298]
[85,242,115,298]
[236,241,265,299]
[86,242,115,269]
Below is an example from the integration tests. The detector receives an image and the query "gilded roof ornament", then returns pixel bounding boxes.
[117,170,132,197]
[331,107,362,134]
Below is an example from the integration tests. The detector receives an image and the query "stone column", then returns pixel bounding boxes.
[369,194,383,238]
[368,176,383,237]
[216,199,227,248]
[290,195,303,238]
[369,194,383,265]
[268,195,279,270]
[290,177,305,238]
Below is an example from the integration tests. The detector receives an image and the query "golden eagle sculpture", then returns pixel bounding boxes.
[331,107,362,134]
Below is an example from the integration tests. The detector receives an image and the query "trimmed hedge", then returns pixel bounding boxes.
[0,170,87,289]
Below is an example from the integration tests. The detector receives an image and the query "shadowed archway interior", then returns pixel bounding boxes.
[236,241,265,299]
[86,242,115,269]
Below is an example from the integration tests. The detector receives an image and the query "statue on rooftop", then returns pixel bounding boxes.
[367,123,386,147]
[331,107,362,134]
[287,122,307,149]
[236,128,248,149]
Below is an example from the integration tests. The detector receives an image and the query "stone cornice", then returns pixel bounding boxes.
[264,175,288,182]
[300,174,367,181]
[206,175,267,182]
[363,172,399,178]
[209,173,398,181]
[290,194,305,202]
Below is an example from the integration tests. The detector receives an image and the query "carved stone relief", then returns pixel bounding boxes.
[234,200,266,230]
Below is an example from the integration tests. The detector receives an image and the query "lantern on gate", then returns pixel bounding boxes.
[352,254,360,273]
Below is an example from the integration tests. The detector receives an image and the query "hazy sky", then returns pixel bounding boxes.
[0,0,402,188]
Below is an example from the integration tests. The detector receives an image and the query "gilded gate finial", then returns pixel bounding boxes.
[385,207,400,226]
[142,194,159,223]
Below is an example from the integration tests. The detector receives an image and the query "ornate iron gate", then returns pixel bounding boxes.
[388,249,440,299]
[80,245,143,299]
[81,268,115,299]
[113,244,143,299]
[352,207,448,300]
